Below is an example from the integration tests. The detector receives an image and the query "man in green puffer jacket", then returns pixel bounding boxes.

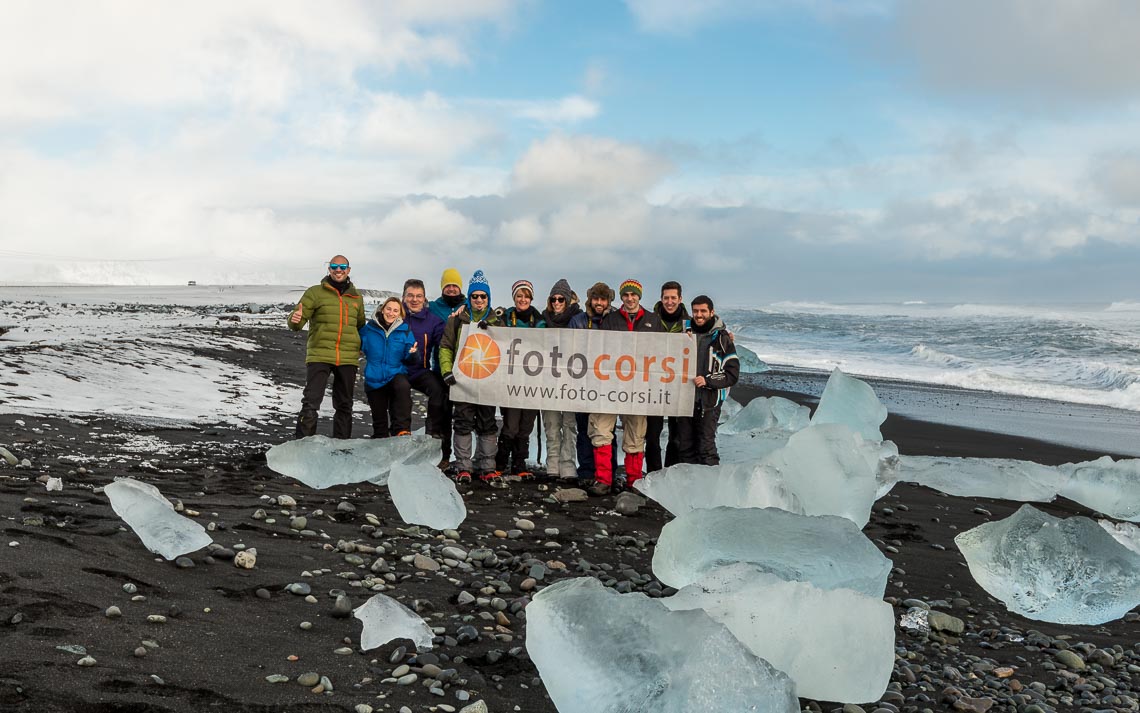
[288,256,366,439]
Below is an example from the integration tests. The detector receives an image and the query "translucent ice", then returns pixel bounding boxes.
[762,424,882,527]
[811,368,887,442]
[955,504,1140,625]
[635,462,804,518]
[388,461,467,530]
[896,455,1065,502]
[736,343,771,374]
[104,478,212,560]
[718,395,743,423]
[720,396,809,435]
[266,435,439,488]
[354,593,435,651]
[716,430,795,464]
[526,577,797,713]
[664,564,894,703]
[653,506,892,597]
[1100,520,1140,555]
[1060,456,1140,522]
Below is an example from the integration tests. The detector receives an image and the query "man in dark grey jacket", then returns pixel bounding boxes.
[675,295,739,466]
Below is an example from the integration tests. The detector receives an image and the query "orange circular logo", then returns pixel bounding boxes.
[457,332,501,380]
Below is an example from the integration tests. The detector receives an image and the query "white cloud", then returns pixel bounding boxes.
[510,134,672,204]
[0,0,516,122]
[875,0,1140,105]
[511,95,600,124]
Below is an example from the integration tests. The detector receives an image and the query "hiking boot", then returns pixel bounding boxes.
[479,470,508,489]
[515,470,535,480]
[438,458,451,472]
[455,471,472,484]
[396,430,412,436]
[588,481,612,497]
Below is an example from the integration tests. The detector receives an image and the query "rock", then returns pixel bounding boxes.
[133,647,148,658]
[77,656,97,667]
[174,556,194,568]
[355,705,374,713]
[927,611,965,634]
[516,519,536,531]
[290,516,308,530]
[105,606,122,618]
[233,549,256,568]
[614,491,646,515]
[552,488,588,503]
[255,588,271,600]
[277,495,297,507]
[413,553,440,571]
[146,615,167,624]
[397,673,418,685]
[1054,649,1086,670]
[441,546,468,561]
[286,583,311,596]
[520,578,537,591]
[0,446,18,466]
[457,591,476,606]
[265,674,289,683]
[331,594,353,618]
[459,701,488,713]
[297,672,320,687]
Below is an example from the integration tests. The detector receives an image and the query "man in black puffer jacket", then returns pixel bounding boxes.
[675,295,739,466]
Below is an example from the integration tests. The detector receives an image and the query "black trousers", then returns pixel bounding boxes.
[295,362,357,439]
[452,402,498,435]
[365,374,412,437]
[675,402,723,466]
[645,415,681,473]
[496,407,538,473]
[409,371,452,460]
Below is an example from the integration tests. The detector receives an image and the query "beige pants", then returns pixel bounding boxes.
[588,413,647,453]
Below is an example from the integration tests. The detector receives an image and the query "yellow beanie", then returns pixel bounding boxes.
[440,268,462,291]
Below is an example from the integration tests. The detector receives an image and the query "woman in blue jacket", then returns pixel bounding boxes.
[360,297,418,438]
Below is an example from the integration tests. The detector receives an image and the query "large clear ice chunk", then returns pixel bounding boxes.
[811,368,887,442]
[388,461,467,530]
[896,456,1065,502]
[761,423,881,527]
[526,577,797,713]
[663,564,894,703]
[1100,520,1140,555]
[1060,456,1140,522]
[720,396,809,435]
[718,394,743,423]
[716,430,795,464]
[736,343,771,374]
[634,462,804,518]
[266,435,439,488]
[104,478,213,560]
[652,506,892,597]
[355,593,435,651]
[955,504,1140,625]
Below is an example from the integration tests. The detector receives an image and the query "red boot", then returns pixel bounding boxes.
[593,444,613,486]
[624,451,645,488]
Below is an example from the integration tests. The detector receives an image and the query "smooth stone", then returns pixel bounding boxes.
[297,672,320,687]
[265,674,289,683]
[255,588,271,600]
[442,546,468,560]
[77,656,97,667]
[105,606,122,618]
[515,519,535,531]
[928,611,965,635]
[413,554,440,571]
[392,665,411,677]
[397,673,418,685]
[459,701,488,713]
[290,516,308,530]
[331,594,353,618]
[286,583,311,596]
[133,647,148,658]
[1055,650,1086,670]
[520,578,536,591]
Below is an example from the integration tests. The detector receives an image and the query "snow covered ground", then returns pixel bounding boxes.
[0,285,306,427]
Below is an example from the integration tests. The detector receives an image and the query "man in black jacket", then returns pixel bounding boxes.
[645,280,689,473]
[675,295,739,466]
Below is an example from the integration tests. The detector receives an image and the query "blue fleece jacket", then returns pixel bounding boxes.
[359,318,417,390]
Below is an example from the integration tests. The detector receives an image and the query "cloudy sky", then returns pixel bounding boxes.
[2,0,1139,304]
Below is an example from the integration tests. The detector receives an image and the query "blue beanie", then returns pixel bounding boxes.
[468,269,490,302]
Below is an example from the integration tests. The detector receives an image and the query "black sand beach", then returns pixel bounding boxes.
[2,326,1139,713]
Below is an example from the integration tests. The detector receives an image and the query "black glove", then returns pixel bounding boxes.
[442,372,457,387]
[477,320,490,330]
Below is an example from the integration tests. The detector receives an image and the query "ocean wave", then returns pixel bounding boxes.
[1106,301,1140,313]
[909,344,973,369]
[902,300,926,305]
[1052,360,1140,391]
[767,301,848,313]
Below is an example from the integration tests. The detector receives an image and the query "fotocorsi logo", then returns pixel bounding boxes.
[457,332,501,380]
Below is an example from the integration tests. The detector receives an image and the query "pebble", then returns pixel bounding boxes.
[265,674,289,684]
[552,488,588,503]
[77,656,97,667]
[515,519,535,531]
[1054,649,1086,670]
[299,621,313,630]
[234,550,257,569]
[286,583,311,596]
[146,615,167,624]
[355,705,374,713]
[459,701,488,713]
[133,647,148,658]
[413,554,440,571]
[105,606,122,618]
[331,594,353,618]
[277,495,297,507]
[397,673,418,685]
[122,583,138,594]
[297,672,320,687]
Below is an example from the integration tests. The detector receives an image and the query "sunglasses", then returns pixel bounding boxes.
[470,293,488,300]
[550,296,566,303]
[328,263,349,270]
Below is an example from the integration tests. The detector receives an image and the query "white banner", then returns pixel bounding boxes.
[450,325,697,416]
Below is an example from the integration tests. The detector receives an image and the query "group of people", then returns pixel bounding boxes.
[288,256,740,496]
